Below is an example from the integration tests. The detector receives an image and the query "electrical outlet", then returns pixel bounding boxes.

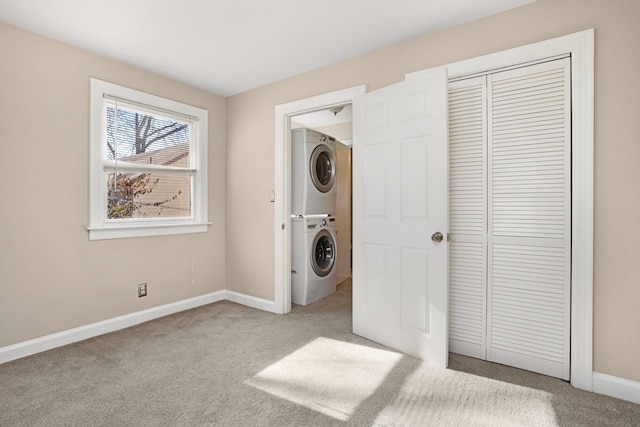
[138,283,147,297]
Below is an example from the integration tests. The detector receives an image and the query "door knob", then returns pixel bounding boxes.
[431,232,444,243]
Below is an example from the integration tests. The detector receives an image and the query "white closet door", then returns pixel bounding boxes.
[448,77,487,359]
[487,58,571,380]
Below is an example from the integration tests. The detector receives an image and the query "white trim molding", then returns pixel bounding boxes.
[274,85,366,315]
[225,290,277,313]
[0,290,232,365]
[0,290,279,365]
[593,372,640,405]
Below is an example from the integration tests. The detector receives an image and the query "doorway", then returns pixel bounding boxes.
[273,86,365,314]
[290,107,353,287]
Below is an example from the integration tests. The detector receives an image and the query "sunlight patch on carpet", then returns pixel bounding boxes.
[373,367,559,426]
[245,337,402,421]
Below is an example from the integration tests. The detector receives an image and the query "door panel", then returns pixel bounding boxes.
[487,59,571,380]
[448,77,487,359]
[402,137,430,220]
[400,247,430,332]
[353,69,449,367]
[363,145,387,218]
[362,243,388,320]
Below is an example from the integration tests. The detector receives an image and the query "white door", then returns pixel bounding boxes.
[352,69,449,367]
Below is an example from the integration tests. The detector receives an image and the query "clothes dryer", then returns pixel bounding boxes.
[291,128,337,215]
[291,216,337,305]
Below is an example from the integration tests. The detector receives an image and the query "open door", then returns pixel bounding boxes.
[352,68,449,367]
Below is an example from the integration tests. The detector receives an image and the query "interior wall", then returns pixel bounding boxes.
[313,122,353,143]
[334,142,352,284]
[226,0,640,383]
[0,21,227,348]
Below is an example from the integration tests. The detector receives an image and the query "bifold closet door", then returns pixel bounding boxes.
[448,77,487,360]
[448,58,571,380]
[487,59,571,380]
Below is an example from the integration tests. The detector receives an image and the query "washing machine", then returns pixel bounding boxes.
[291,128,337,216]
[291,216,337,305]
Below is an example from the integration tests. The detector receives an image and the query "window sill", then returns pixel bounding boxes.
[87,222,210,241]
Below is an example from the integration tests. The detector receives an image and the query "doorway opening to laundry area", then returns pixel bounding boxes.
[288,103,354,306]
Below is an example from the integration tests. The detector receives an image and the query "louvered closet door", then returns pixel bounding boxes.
[448,58,571,380]
[448,77,487,359]
[487,58,571,380]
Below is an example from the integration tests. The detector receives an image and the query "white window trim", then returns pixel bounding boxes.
[88,78,209,240]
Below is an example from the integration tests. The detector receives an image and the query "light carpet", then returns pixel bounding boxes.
[1,279,639,426]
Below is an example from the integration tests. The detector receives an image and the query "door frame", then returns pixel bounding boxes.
[273,85,366,315]
[274,29,593,391]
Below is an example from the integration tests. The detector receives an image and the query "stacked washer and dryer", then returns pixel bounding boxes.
[291,128,338,305]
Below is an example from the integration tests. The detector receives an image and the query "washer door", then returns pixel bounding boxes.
[309,144,336,193]
[311,229,336,277]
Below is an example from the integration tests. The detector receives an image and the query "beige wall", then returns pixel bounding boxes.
[226,0,640,382]
[0,21,226,347]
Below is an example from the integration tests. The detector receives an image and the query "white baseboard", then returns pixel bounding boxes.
[0,290,226,365]
[225,290,277,313]
[593,372,640,405]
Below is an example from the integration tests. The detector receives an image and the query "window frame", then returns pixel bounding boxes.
[88,78,209,240]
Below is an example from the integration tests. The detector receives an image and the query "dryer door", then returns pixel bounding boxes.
[309,144,336,193]
[311,229,336,277]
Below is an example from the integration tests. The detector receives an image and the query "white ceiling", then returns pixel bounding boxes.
[0,0,534,97]
[293,104,353,129]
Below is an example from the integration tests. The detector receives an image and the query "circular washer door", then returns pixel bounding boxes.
[311,229,336,277]
[309,145,336,193]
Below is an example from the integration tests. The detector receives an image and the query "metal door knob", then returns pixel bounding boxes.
[431,232,444,243]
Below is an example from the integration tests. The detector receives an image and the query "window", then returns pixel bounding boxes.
[89,79,208,240]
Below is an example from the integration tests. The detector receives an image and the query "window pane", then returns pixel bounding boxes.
[106,171,192,219]
[106,105,191,165]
